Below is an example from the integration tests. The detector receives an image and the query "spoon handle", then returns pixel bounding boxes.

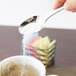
[42,7,64,23]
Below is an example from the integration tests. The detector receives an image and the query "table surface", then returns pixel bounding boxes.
[0,26,76,76]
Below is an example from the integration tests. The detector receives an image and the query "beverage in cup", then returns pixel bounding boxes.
[0,55,46,76]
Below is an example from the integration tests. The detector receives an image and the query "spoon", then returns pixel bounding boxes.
[19,7,64,56]
[19,7,64,34]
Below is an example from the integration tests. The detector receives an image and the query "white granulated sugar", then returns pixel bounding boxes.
[20,22,41,55]
[19,22,43,35]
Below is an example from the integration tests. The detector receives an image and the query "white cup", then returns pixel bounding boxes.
[0,55,46,76]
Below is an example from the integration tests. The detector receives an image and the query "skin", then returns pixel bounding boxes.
[53,0,76,12]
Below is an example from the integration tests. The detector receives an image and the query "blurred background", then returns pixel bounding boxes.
[0,0,76,30]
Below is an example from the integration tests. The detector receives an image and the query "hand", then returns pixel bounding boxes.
[53,0,76,12]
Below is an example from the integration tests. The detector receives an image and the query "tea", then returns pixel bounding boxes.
[1,62,40,76]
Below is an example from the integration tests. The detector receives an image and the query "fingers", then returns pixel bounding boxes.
[53,0,66,9]
[53,0,76,12]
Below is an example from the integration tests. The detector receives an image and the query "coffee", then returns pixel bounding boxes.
[1,62,40,76]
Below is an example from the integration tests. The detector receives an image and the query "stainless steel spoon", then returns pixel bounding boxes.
[19,7,64,34]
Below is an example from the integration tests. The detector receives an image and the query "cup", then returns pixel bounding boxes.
[0,55,46,76]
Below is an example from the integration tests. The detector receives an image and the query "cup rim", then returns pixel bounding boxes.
[0,55,46,76]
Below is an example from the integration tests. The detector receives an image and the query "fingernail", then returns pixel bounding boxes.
[64,3,67,9]
[64,3,70,11]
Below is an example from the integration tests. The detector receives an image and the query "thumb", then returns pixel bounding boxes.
[64,0,76,12]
